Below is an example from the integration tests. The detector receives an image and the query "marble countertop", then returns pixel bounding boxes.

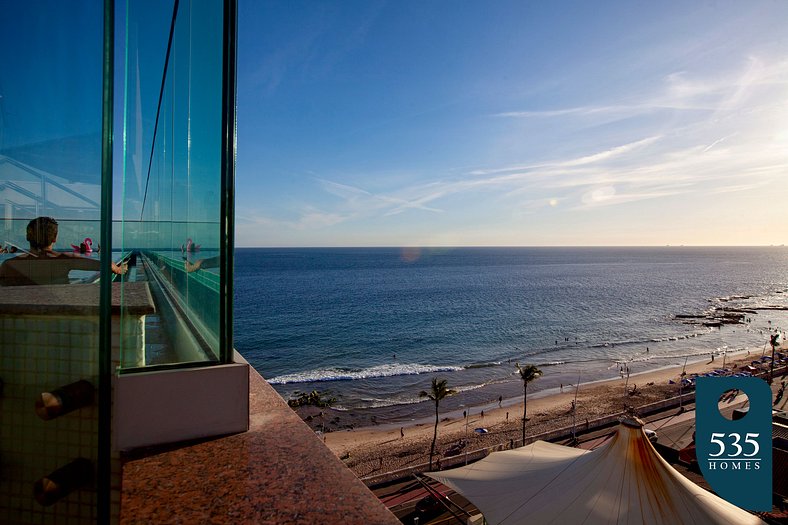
[0,282,154,316]
[120,365,400,524]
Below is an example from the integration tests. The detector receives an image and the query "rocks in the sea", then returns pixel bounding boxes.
[675,307,755,327]
[717,295,751,302]
[287,390,337,408]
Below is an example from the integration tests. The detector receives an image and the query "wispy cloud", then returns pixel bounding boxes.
[319,179,444,214]
[245,54,788,242]
[383,190,447,216]
[702,134,734,152]
[576,186,685,210]
[494,106,627,118]
[295,209,349,229]
[467,136,661,176]
[495,102,721,118]
[711,182,765,194]
[557,136,662,167]
[236,205,352,232]
[496,58,788,123]
[458,57,788,211]
[307,111,784,225]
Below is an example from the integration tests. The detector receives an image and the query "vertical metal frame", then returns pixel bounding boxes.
[98,0,115,521]
[220,0,237,364]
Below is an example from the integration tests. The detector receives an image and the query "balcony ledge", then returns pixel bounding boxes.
[120,361,399,524]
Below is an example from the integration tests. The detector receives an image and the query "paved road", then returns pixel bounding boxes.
[376,477,475,525]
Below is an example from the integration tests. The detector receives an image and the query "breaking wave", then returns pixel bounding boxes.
[267,362,464,385]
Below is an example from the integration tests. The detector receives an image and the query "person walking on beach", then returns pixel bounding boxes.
[400,427,404,439]
[498,395,502,408]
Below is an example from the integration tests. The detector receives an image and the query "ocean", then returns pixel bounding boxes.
[233,247,788,421]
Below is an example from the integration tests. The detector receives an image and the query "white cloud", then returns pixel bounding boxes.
[494,106,627,118]
[497,58,788,124]
[242,54,788,245]
[318,178,444,215]
[557,136,662,168]
[236,205,352,232]
[576,187,684,210]
[295,211,348,229]
[711,183,765,194]
[702,135,733,152]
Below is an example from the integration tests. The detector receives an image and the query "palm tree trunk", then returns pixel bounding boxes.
[770,343,776,384]
[430,401,438,469]
[521,382,527,444]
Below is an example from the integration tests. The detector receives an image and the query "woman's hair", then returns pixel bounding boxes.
[26,217,59,249]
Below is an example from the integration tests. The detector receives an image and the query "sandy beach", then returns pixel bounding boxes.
[305,349,783,479]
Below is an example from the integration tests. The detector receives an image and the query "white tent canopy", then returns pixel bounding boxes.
[427,418,765,525]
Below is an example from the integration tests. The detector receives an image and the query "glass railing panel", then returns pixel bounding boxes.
[0,2,109,521]
[119,0,228,370]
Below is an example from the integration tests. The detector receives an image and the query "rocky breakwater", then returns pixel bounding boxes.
[675,306,754,328]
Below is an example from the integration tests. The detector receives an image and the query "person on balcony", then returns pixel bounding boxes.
[0,217,126,286]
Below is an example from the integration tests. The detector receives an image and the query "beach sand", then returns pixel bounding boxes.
[308,349,780,478]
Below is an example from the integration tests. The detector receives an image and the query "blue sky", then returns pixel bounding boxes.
[235,1,788,247]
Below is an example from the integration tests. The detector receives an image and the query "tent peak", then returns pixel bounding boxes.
[620,416,644,428]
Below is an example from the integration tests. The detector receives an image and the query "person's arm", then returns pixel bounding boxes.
[65,254,127,275]
[184,259,203,273]
[111,261,128,275]
[185,256,219,273]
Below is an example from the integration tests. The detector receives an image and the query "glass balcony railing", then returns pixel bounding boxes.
[117,0,229,370]
[0,1,237,522]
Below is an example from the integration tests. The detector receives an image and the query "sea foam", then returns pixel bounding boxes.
[267,362,464,384]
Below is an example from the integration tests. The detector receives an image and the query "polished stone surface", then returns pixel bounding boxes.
[121,367,399,524]
[0,282,154,316]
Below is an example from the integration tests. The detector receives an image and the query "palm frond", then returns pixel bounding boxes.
[516,362,543,382]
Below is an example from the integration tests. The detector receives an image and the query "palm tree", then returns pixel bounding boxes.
[516,363,543,445]
[769,333,780,384]
[419,377,457,470]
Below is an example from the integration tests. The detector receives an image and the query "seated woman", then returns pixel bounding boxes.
[0,217,126,286]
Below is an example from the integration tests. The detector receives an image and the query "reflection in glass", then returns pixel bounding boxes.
[0,2,105,521]
[119,0,226,367]
[1,1,235,521]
